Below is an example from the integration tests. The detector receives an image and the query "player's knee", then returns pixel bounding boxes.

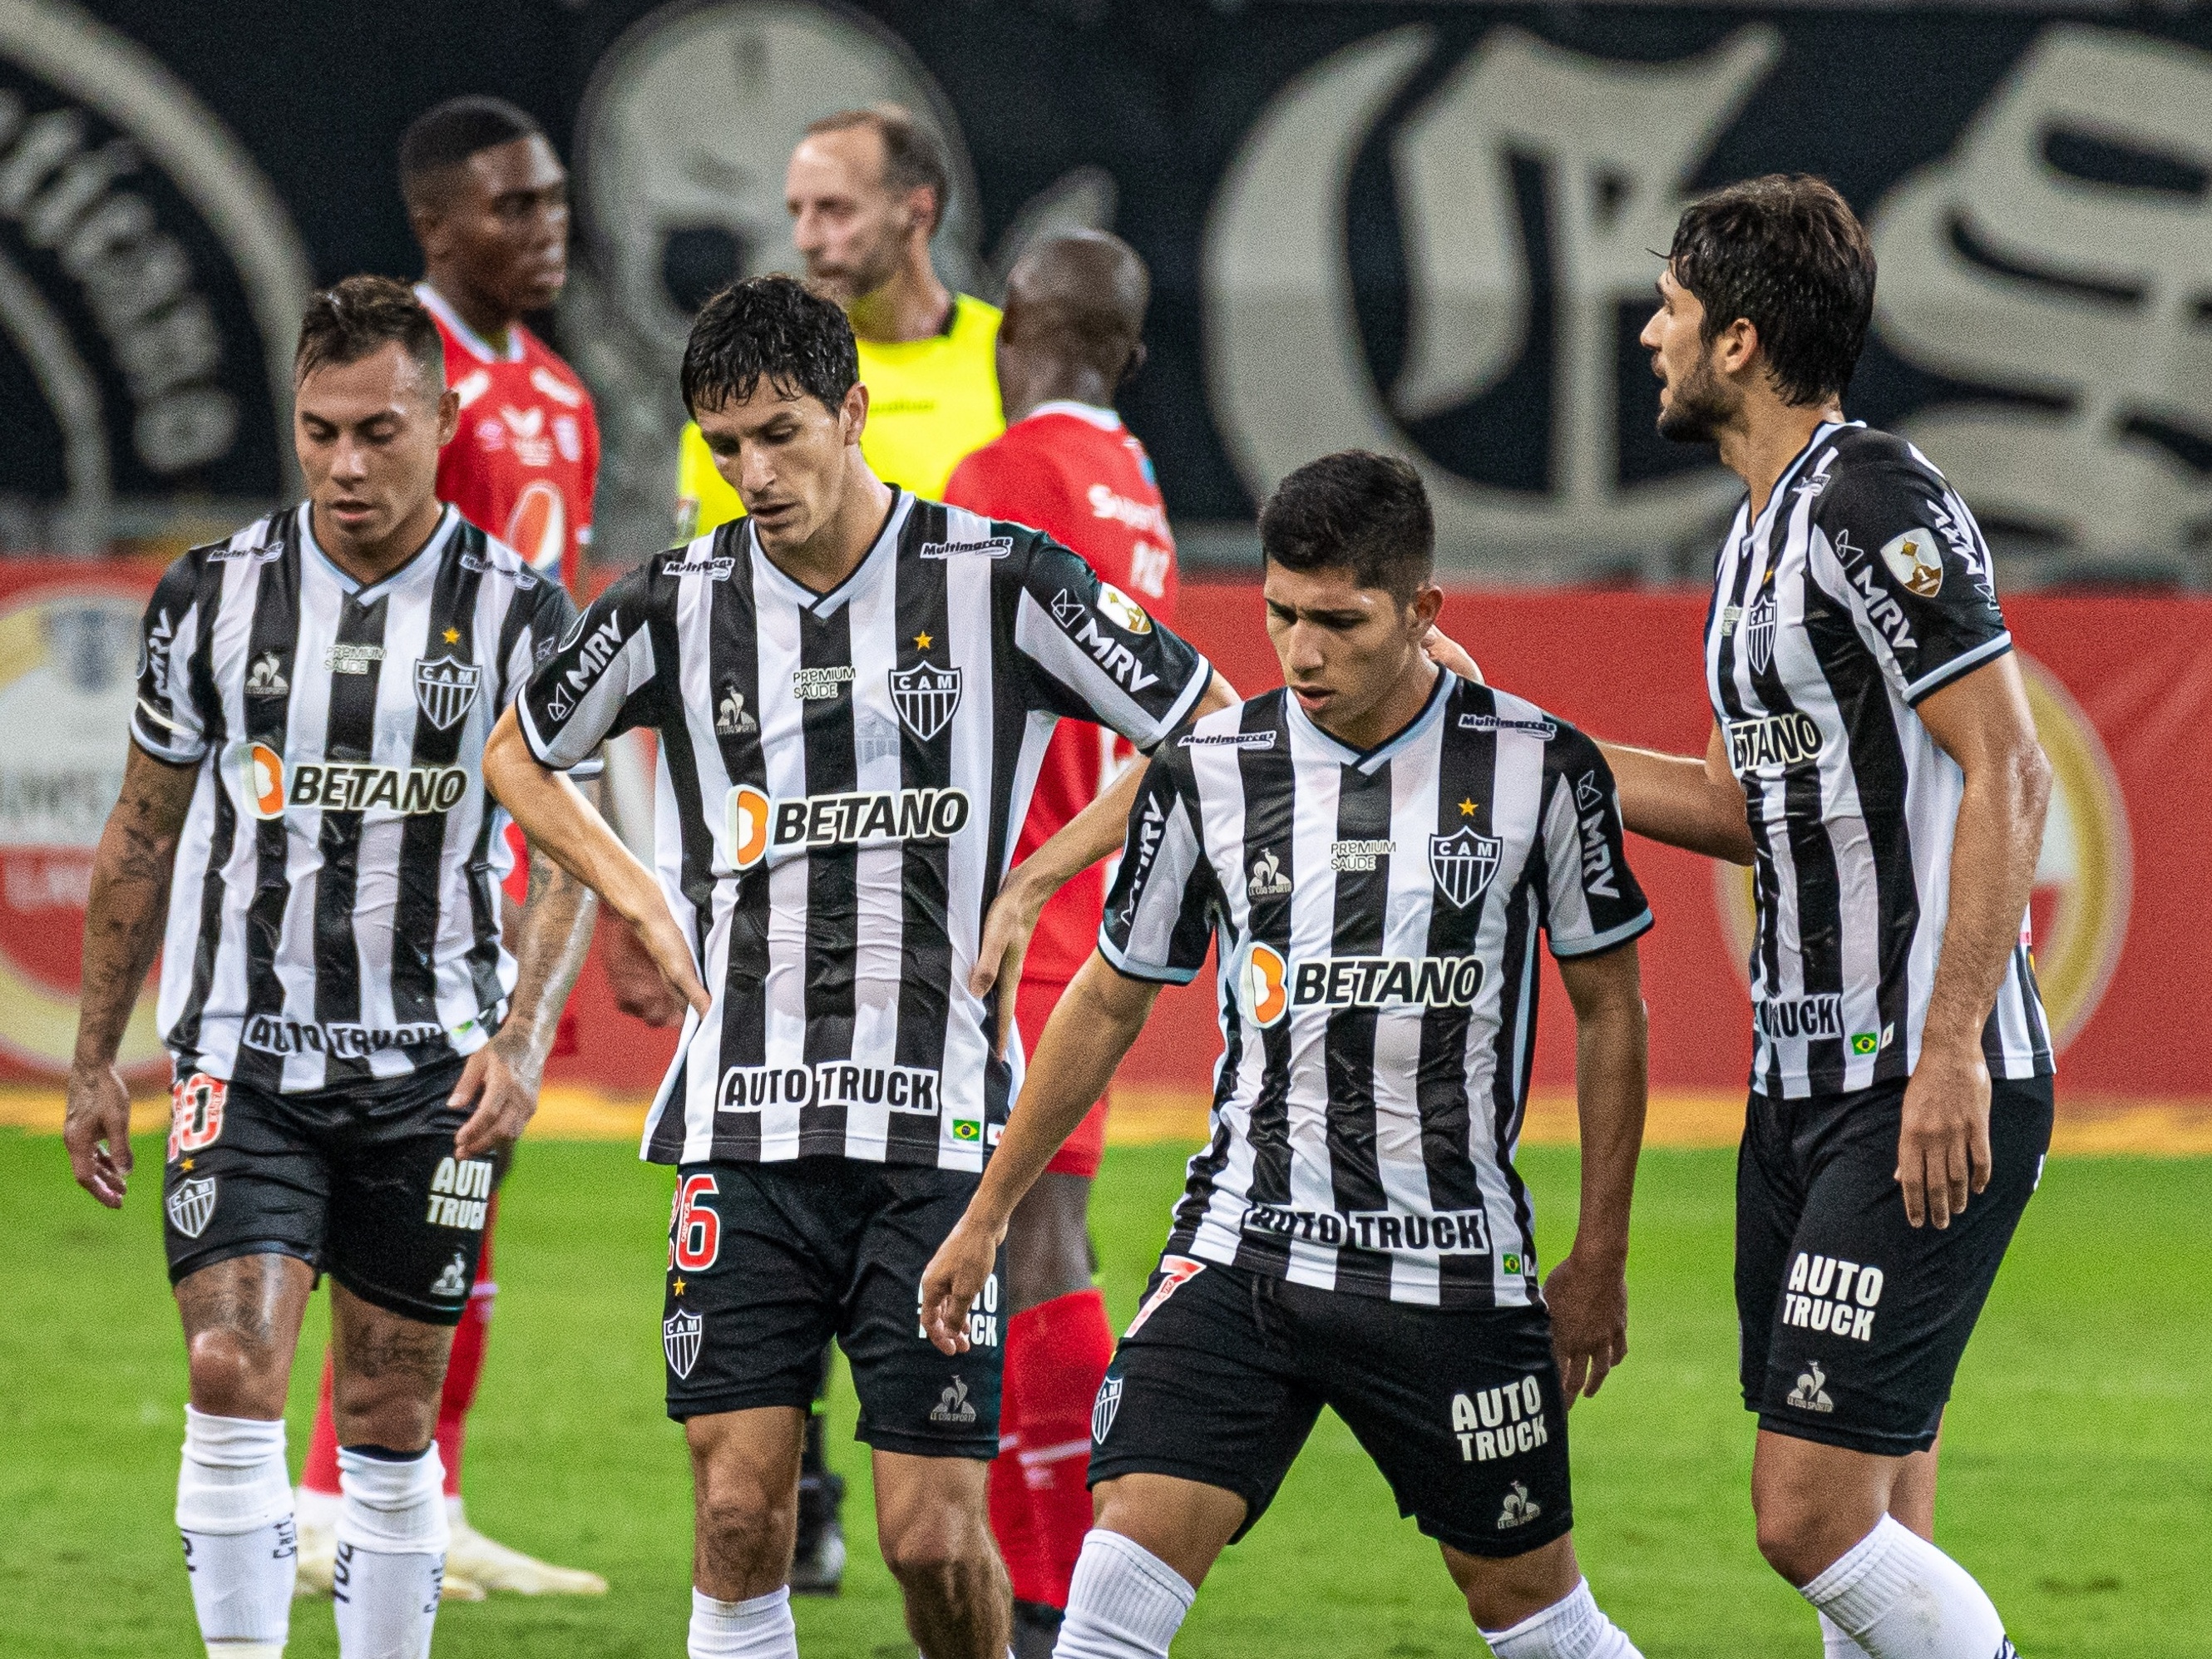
[694,1471,796,1575]
[185,1324,286,1417]
[1751,1495,1830,1585]
[880,1500,992,1587]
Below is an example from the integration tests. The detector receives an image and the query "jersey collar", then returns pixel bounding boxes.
[1284,662,1454,776]
[747,488,913,619]
[1020,401,1122,432]
[1740,417,1859,546]
[413,282,525,365]
[297,501,461,604]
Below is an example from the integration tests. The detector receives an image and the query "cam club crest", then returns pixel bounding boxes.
[1429,827,1502,910]
[891,661,962,742]
[663,1307,703,1379]
[412,655,482,731]
[1092,1373,1123,1444]
[1744,595,1777,677]
[165,1176,217,1240]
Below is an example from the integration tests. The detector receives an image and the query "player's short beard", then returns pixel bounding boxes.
[808,231,904,311]
[1655,348,1737,445]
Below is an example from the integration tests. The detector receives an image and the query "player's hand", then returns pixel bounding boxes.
[452,1042,536,1161]
[918,1214,1002,1356]
[969,862,1049,1056]
[1896,1043,1992,1229]
[604,913,688,1027]
[1543,1247,1627,1405]
[628,898,712,1021]
[1421,627,1482,683]
[63,1060,134,1207]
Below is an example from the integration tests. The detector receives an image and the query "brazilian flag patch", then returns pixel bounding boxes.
[1850,1032,1879,1056]
[951,1119,981,1142]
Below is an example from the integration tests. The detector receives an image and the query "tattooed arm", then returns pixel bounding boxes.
[452,781,604,1160]
[66,745,198,1207]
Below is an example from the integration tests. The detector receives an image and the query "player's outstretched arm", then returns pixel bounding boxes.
[921,951,1160,1354]
[452,779,605,1161]
[1596,723,1755,863]
[482,708,709,1020]
[66,745,196,1207]
[1895,654,2050,1231]
[970,670,1237,1031]
[1543,941,1650,1404]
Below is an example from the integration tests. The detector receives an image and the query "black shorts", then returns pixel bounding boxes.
[1088,1257,1573,1558]
[1737,1073,2054,1457]
[661,1158,1005,1459]
[159,1061,488,1325]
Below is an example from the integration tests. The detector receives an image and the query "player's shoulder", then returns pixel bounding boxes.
[1168,689,1287,773]
[177,506,295,582]
[451,521,555,595]
[1448,675,1597,767]
[640,521,746,590]
[953,292,1003,335]
[903,493,1047,570]
[516,323,593,408]
[1810,424,1950,511]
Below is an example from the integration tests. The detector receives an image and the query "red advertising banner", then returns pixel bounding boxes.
[2,564,2194,1116]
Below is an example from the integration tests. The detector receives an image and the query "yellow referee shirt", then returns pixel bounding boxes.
[674,292,1004,538]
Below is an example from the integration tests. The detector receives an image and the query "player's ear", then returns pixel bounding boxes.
[1409,583,1444,634]
[1118,339,1148,389]
[1716,314,1760,379]
[842,381,869,447]
[435,385,460,449]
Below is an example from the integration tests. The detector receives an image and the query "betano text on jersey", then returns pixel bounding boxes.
[1706,422,2052,1100]
[516,491,1210,1172]
[1100,671,1651,1307]
[131,506,591,1093]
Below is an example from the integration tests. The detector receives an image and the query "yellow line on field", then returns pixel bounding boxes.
[5,1083,2207,1156]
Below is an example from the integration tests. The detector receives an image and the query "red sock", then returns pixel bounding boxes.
[437,1198,498,1499]
[1005,1289,1114,1609]
[299,1200,498,1502]
[987,1329,1045,1603]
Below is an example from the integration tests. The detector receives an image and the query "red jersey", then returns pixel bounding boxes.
[417,282,598,591]
[944,402,1180,989]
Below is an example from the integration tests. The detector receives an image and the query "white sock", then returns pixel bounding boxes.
[1802,1516,2013,1659]
[688,1584,797,1658]
[1821,1612,1868,1657]
[1479,1578,1644,1658]
[294,1485,341,1533]
[333,1444,449,1659]
[1054,1529,1197,1659]
[176,1407,295,1657]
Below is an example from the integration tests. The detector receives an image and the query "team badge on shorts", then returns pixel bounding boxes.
[165,1175,217,1239]
[1092,1374,1123,1444]
[1428,827,1502,910]
[663,1308,703,1379]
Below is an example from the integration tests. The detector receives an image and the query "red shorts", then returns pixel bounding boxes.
[1017,979,1109,1178]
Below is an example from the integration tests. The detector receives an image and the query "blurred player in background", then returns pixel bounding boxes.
[644,102,1005,1592]
[63,277,599,1659]
[293,96,609,1602]
[1602,176,2050,1659]
[938,228,1174,1657]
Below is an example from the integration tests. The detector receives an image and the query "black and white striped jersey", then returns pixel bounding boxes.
[1099,671,1651,1307]
[131,503,590,1092]
[516,491,1210,1172]
[1707,421,2052,1099]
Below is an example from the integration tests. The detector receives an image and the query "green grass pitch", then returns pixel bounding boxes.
[2,1129,2204,1656]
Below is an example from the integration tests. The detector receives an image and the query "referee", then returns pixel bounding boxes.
[1599,176,2050,1659]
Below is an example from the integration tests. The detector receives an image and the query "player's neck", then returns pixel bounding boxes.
[421,269,515,357]
[767,461,896,595]
[847,257,952,344]
[1314,654,1439,754]
[310,494,447,590]
[1725,399,1844,518]
[1004,361,1115,425]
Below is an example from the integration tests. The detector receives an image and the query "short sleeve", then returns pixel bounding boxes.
[503,575,604,780]
[1010,536,1208,749]
[1537,734,1652,959]
[1814,462,2010,704]
[131,554,206,766]
[515,565,662,772]
[1096,756,1217,984]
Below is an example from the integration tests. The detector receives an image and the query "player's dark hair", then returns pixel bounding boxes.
[807,104,951,238]
[682,274,859,418]
[399,95,544,208]
[1667,175,1874,406]
[294,275,444,388]
[1260,451,1434,605]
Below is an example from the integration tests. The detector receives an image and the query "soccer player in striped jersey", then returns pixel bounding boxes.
[482,274,1229,1659]
[1600,177,2050,1659]
[922,452,1657,1659]
[62,278,601,1659]
[290,94,611,1603]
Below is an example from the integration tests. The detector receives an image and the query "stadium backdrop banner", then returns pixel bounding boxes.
[2,2,2210,574]
[1,559,2200,1108]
